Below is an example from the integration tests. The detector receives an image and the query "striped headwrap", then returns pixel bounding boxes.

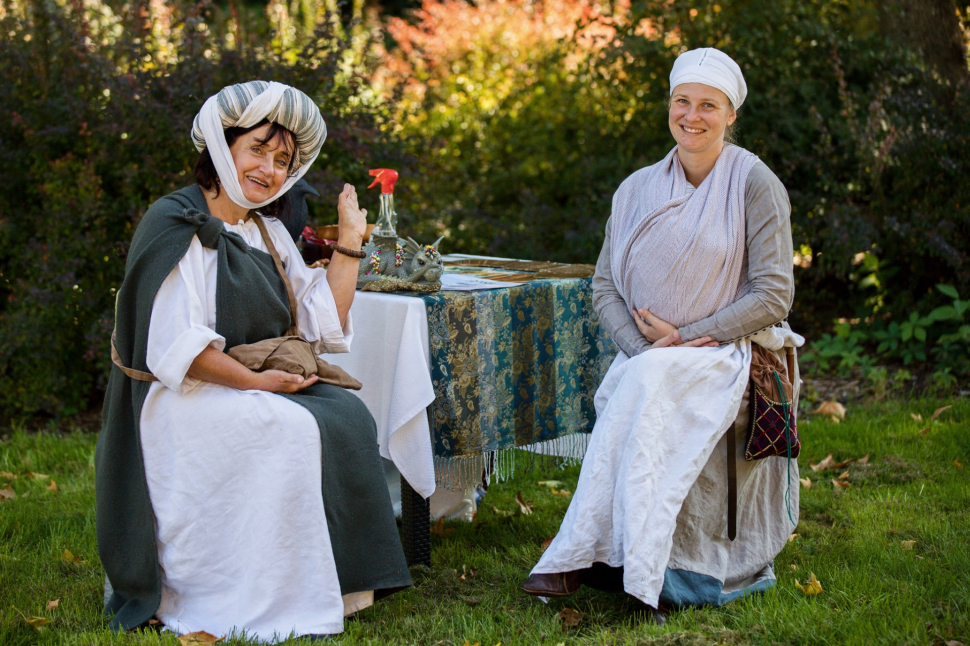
[191,81,326,210]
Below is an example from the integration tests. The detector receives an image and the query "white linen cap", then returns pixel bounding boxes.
[669,48,747,109]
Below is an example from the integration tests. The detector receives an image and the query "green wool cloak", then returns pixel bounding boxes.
[96,185,410,631]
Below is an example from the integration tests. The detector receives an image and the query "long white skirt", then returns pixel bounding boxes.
[140,382,347,639]
[533,341,799,607]
[135,217,361,640]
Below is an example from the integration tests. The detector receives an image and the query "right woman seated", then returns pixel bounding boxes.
[521,48,801,619]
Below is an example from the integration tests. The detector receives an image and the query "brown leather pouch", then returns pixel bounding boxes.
[227,335,361,390]
[229,214,361,390]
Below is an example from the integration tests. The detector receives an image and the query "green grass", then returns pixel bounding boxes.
[1,398,968,645]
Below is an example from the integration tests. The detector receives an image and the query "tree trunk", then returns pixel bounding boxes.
[880,0,969,86]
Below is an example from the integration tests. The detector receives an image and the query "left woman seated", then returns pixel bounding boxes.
[96,81,410,641]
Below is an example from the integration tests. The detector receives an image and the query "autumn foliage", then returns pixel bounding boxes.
[1,0,969,416]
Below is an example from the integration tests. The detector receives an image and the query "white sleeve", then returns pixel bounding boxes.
[146,236,226,394]
[266,218,353,353]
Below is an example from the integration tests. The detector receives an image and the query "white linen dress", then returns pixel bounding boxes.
[139,216,364,640]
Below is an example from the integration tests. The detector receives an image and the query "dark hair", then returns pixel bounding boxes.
[194,119,296,220]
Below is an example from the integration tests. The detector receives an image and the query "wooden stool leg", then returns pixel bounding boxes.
[400,474,431,567]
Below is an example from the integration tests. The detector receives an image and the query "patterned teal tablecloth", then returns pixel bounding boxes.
[418,276,617,459]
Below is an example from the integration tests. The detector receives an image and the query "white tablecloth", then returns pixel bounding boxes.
[325,291,437,498]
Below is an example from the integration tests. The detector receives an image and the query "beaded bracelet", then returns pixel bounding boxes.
[329,242,366,259]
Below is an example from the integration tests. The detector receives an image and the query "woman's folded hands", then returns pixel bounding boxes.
[632,308,719,349]
[187,345,321,393]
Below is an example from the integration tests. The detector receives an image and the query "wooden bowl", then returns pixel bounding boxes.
[316,224,375,243]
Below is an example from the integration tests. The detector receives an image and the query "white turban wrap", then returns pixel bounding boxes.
[191,81,327,210]
[669,48,747,109]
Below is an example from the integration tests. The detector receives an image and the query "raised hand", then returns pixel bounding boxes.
[336,183,367,248]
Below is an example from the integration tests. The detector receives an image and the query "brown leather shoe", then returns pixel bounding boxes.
[520,571,581,597]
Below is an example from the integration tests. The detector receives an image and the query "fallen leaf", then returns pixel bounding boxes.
[61,548,84,564]
[944,641,964,646]
[788,533,799,543]
[24,616,49,632]
[559,607,584,627]
[540,536,556,551]
[910,413,922,422]
[0,471,17,480]
[515,491,533,515]
[955,460,963,469]
[813,401,846,421]
[832,479,851,489]
[810,454,835,472]
[13,606,49,632]
[490,506,513,518]
[457,565,478,582]
[919,427,931,435]
[794,572,823,596]
[537,480,564,488]
[430,517,454,537]
[26,472,49,480]
[930,405,952,422]
[789,564,799,570]
[148,618,162,626]
[798,477,812,489]
[837,471,850,481]
[178,632,224,645]
[915,555,924,560]
[0,484,16,501]
[901,540,916,550]
[857,453,870,465]
[46,598,60,610]
[551,488,572,498]
[47,480,58,493]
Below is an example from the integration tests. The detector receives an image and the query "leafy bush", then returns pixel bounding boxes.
[382,0,970,373]
[2,0,968,416]
[800,284,970,380]
[0,0,407,416]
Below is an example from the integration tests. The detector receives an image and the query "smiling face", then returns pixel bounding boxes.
[668,83,736,157]
[227,122,295,204]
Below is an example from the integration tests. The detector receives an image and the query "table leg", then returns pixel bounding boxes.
[400,474,431,567]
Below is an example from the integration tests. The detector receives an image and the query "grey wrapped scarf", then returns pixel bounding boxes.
[609,144,759,327]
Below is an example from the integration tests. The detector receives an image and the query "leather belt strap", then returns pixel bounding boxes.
[251,213,301,337]
[110,330,158,382]
[727,408,738,541]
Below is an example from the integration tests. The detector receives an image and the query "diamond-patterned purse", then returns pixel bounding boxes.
[745,344,799,461]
